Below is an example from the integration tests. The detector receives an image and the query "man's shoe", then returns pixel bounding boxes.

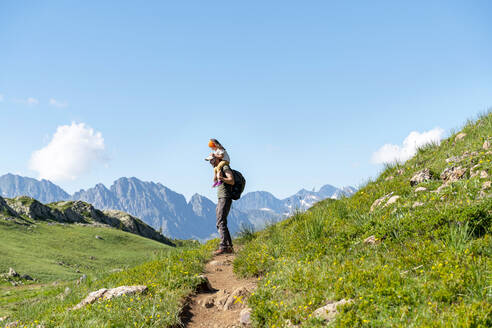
[214,248,227,255]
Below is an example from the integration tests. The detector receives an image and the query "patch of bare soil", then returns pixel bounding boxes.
[183,253,256,328]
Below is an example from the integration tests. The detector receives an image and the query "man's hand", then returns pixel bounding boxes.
[220,169,235,185]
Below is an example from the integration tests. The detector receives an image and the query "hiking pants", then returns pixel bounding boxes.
[216,197,233,249]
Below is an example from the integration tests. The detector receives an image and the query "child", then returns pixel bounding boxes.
[205,138,230,187]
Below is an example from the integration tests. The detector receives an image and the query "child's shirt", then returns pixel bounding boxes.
[214,148,230,162]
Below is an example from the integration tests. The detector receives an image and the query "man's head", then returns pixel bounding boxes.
[209,157,219,167]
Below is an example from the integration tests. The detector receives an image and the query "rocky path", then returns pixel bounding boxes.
[183,252,257,328]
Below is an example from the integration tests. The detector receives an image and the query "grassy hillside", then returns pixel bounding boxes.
[1,215,218,327]
[0,221,175,318]
[234,112,491,327]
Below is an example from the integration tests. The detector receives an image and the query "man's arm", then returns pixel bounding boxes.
[219,168,235,185]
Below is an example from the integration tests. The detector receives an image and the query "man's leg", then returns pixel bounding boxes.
[216,198,233,249]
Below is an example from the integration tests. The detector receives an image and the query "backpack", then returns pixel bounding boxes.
[228,169,246,200]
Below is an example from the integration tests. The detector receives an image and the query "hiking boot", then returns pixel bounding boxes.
[213,247,234,256]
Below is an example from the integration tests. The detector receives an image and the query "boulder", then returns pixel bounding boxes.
[363,235,377,245]
[370,193,393,212]
[410,169,432,186]
[223,286,252,310]
[312,299,352,322]
[72,285,147,310]
[195,275,215,293]
[8,268,19,278]
[385,195,400,206]
[440,166,467,182]
[454,133,466,142]
[21,274,33,281]
[239,308,252,325]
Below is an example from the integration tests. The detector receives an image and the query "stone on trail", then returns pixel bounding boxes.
[239,308,252,325]
[223,286,252,310]
[72,285,147,310]
[410,169,432,186]
[312,299,353,322]
[195,275,215,293]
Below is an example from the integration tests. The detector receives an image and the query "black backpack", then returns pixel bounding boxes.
[229,169,246,200]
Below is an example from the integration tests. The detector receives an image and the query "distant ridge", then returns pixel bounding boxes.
[0,174,356,239]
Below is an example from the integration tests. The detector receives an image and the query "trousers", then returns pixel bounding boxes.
[216,197,233,249]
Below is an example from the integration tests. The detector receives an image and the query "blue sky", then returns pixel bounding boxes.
[1,1,491,201]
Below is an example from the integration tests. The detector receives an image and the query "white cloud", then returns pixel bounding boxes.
[49,98,68,108]
[14,97,39,105]
[371,127,444,164]
[29,122,107,182]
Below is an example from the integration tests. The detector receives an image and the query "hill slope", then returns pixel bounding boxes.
[234,113,491,327]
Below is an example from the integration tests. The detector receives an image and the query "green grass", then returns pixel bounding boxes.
[9,241,217,327]
[234,112,492,327]
[0,222,174,318]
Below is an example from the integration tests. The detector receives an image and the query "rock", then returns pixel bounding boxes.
[414,187,427,192]
[5,321,19,327]
[209,260,221,266]
[76,274,87,285]
[215,289,231,308]
[363,235,377,245]
[0,316,7,322]
[483,140,490,150]
[410,169,432,186]
[440,166,467,182]
[396,168,405,175]
[454,133,466,142]
[198,295,215,308]
[20,274,33,281]
[384,195,400,207]
[480,171,489,179]
[223,286,252,310]
[72,285,147,310]
[432,183,450,194]
[312,299,353,322]
[8,268,19,278]
[445,156,460,163]
[412,202,424,208]
[89,256,96,260]
[482,181,492,190]
[370,193,393,212]
[95,235,103,240]
[239,308,252,325]
[64,287,71,295]
[385,176,394,181]
[195,275,215,293]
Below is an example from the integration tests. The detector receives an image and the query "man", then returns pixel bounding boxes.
[210,157,235,255]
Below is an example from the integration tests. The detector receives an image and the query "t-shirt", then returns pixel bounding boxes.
[214,148,230,163]
[217,165,233,199]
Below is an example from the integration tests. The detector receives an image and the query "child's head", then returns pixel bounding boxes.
[209,138,224,149]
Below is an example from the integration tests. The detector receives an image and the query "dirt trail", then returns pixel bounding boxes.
[183,252,257,328]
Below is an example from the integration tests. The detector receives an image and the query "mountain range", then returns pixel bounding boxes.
[0,173,355,240]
